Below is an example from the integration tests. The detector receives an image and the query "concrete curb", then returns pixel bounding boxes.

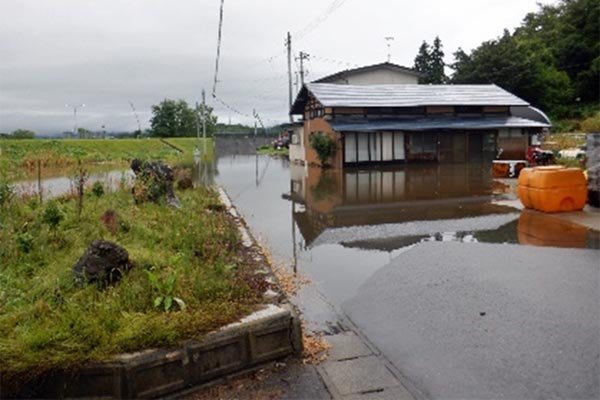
[8,188,302,399]
[19,304,300,399]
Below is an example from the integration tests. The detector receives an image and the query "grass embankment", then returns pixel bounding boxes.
[0,138,211,179]
[0,184,261,392]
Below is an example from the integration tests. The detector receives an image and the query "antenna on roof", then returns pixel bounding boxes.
[384,36,394,63]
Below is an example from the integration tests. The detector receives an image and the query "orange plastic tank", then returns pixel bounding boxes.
[518,166,587,212]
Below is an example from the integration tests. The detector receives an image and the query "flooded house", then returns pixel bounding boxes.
[289,82,551,167]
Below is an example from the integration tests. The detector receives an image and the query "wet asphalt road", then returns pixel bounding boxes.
[343,241,599,399]
[215,155,600,399]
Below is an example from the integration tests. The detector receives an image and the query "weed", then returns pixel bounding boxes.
[16,232,34,254]
[0,181,12,206]
[71,161,88,217]
[91,181,105,197]
[147,271,186,312]
[41,202,63,230]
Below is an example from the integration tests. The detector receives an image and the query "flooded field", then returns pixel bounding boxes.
[10,153,217,199]
[12,168,134,199]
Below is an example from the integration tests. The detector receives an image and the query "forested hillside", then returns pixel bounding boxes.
[415,0,599,131]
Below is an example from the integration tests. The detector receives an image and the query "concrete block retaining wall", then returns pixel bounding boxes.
[13,304,301,399]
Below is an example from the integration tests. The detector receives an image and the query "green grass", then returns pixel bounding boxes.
[0,138,211,180]
[0,184,260,393]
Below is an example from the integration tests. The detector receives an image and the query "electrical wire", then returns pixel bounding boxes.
[293,0,349,41]
[212,0,225,97]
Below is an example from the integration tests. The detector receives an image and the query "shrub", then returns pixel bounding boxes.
[91,181,105,197]
[42,202,63,230]
[16,232,34,254]
[581,113,600,133]
[0,182,12,206]
[309,132,337,167]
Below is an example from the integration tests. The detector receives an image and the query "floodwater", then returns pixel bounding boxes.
[12,169,135,199]
[10,154,217,199]
[214,154,599,306]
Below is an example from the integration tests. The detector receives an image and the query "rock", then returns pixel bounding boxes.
[73,240,132,287]
[130,159,180,207]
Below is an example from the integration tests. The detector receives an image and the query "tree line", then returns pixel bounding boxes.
[413,0,599,119]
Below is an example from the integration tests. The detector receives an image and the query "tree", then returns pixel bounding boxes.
[450,0,598,118]
[413,41,431,83]
[309,132,337,167]
[77,127,92,139]
[11,129,35,139]
[430,37,447,84]
[413,37,447,84]
[150,99,217,137]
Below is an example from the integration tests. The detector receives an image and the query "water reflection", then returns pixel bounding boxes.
[287,163,599,250]
[13,169,134,199]
[192,151,218,187]
[213,154,599,308]
[516,210,599,249]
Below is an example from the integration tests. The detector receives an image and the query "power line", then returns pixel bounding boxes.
[212,94,252,118]
[128,101,142,133]
[293,0,349,41]
[212,0,225,97]
[309,53,360,68]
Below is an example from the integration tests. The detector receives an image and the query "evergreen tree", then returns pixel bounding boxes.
[430,36,447,84]
[413,41,431,83]
[413,37,448,84]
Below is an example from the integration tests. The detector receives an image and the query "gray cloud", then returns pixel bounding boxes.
[0,0,557,134]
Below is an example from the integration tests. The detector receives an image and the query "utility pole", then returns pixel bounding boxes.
[195,101,200,142]
[294,71,299,94]
[65,103,85,138]
[286,32,293,123]
[253,108,257,138]
[129,101,142,137]
[297,51,310,86]
[201,89,207,153]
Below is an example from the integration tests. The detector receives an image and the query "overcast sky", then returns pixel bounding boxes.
[0,0,558,134]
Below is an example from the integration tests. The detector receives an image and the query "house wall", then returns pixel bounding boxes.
[497,128,528,160]
[327,69,418,85]
[303,117,343,168]
[289,125,305,164]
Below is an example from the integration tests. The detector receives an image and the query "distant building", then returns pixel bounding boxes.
[289,83,551,168]
[312,62,421,85]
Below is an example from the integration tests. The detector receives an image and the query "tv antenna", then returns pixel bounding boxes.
[385,36,395,62]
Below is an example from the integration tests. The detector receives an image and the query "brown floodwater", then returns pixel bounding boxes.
[214,155,599,305]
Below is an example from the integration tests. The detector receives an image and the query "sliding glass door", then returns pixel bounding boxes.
[343,132,405,164]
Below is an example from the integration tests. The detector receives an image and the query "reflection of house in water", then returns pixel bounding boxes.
[288,164,600,251]
[288,163,520,251]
